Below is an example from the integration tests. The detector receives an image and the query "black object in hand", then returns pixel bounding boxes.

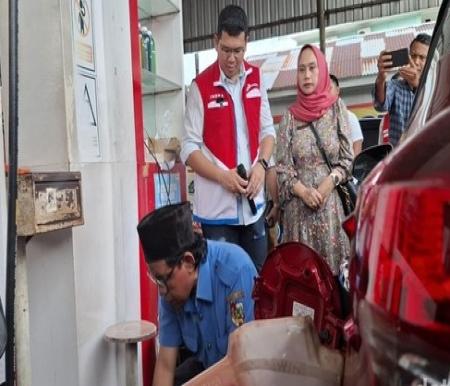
[237,164,257,215]
[387,48,409,68]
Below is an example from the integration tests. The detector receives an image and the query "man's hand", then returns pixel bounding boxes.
[247,163,265,199]
[377,50,393,79]
[218,169,248,194]
[375,50,392,106]
[399,57,421,89]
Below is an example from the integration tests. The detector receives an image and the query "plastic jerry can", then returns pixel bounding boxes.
[185,316,343,386]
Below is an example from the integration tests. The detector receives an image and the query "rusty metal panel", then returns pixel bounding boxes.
[16,172,84,236]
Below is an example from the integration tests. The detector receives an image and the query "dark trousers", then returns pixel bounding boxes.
[335,276,351,320]
[174,356,205,386]
[201,214,267,272]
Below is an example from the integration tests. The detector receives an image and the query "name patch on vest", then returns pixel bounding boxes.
[207,93,228,109]
[207,100,228,109]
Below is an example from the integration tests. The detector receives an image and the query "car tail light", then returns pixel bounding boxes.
[365,177,450,336]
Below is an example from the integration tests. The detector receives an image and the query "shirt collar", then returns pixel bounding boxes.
[194,249,213,303]
[217,63,248,86]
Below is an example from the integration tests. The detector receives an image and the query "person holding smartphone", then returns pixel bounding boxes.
[373,33,431,147]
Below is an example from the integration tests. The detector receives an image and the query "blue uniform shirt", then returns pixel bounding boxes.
[158,240,257,368]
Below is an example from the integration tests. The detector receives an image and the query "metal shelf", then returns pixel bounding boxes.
[141,69,181,95]
[138,0,179,19]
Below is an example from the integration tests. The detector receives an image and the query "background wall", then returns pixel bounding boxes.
[0,0,141,384]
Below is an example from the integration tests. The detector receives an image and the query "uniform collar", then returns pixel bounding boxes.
[195,250,213,303]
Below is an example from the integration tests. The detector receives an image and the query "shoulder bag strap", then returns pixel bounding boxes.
[308,122,333,173]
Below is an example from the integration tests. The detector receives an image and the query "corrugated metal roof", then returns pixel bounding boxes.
[283,49,301,70]
[330,43,361,78]
[183,0,441,53]
[271,68,297,90]
[246,22,436,91]
[361,38,384,58]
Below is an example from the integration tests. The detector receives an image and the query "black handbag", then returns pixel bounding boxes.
[336,180,356,216]
[308,122,356,216]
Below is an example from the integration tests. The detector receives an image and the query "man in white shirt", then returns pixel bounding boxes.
[181,5,275,271]
[330,74,363,156]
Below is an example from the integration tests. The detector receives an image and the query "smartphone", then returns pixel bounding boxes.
[387,48,409,68]
[237,164,257,215]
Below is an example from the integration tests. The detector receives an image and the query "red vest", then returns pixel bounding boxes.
[195,61,261,169]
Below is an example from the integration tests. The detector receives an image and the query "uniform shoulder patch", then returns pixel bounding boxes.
[227,290,244,303]
[228,291,245,327]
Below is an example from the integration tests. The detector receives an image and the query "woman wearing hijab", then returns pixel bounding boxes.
[276,44,353,275]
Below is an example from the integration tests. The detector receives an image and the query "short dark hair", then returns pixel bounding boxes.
[217,5,248,37]
[330,74,339,88]
[165,233,207,269]
[411,33,432,49]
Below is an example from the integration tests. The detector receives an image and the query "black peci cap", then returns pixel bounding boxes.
[137,202,195,263]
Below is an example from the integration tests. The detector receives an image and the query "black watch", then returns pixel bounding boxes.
[258,158,268,171]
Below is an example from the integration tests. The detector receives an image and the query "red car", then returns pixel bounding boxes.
[343,0,450,384]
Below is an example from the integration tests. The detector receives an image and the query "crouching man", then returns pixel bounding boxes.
[137,202,257,386]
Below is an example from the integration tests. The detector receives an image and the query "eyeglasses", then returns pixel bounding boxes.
[147,258,181,290]
[219,45,245,58]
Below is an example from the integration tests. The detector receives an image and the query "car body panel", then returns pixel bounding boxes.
[344,0,450,384]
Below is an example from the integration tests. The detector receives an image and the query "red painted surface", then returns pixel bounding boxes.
[129,5,188,384]
[128,0,157,384]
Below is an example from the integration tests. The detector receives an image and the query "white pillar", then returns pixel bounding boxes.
[0,0,140,385]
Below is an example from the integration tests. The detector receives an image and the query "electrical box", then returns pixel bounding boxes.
[16,172,83,236]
